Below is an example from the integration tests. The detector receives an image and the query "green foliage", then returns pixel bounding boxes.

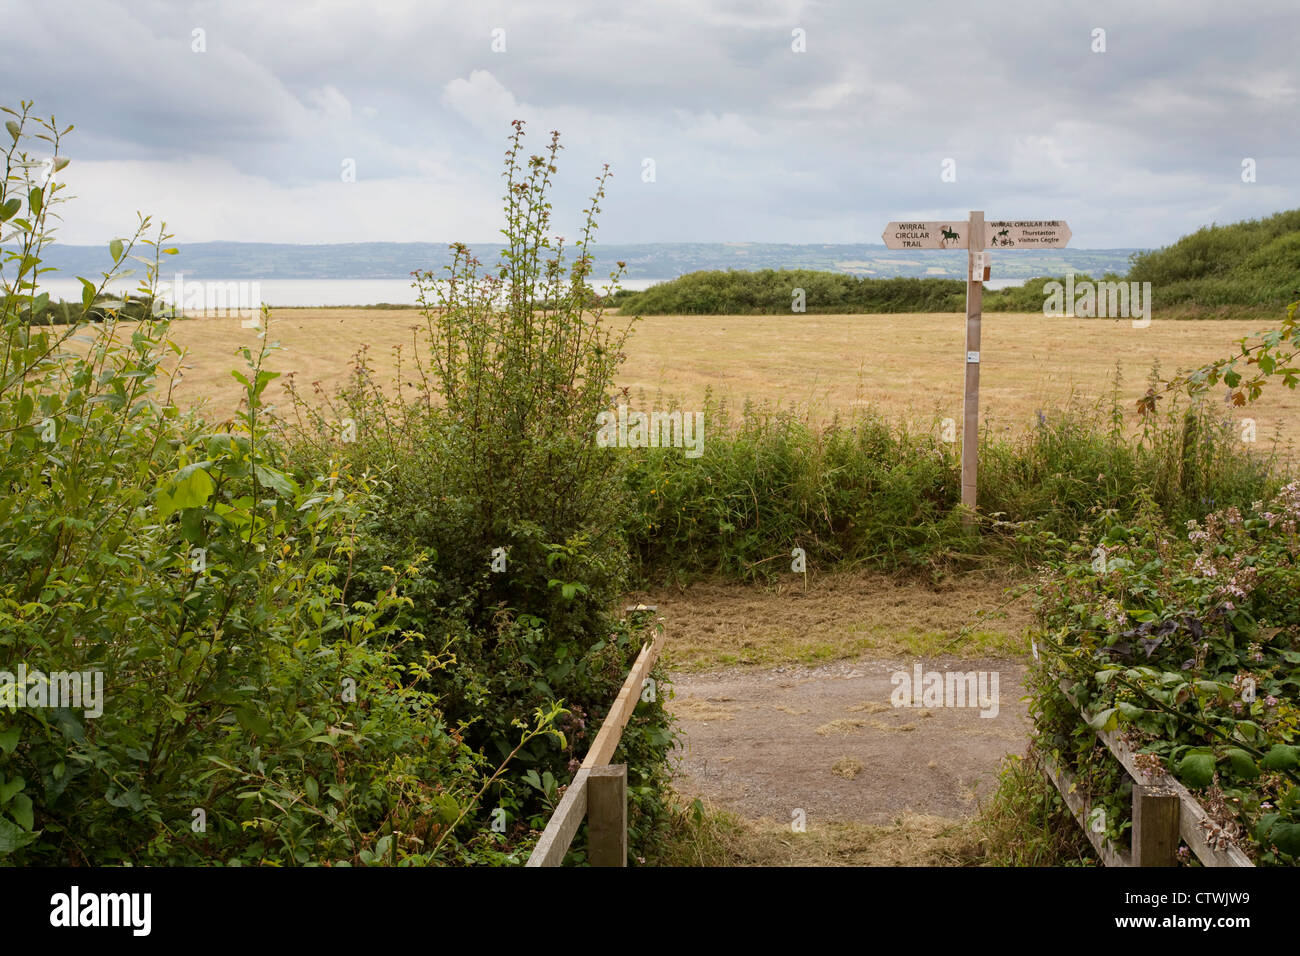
[1156,300,1300,415]
[980,374,1278,548]
[21,293,171,326]
[282,121,678,860]
[1128,209,1300,312]
[623,375,1279,583]
[979,273,1128,313]
[618,270,967,315]
[1029,485,1300,864]
[623,395,961,580]
[0,102,561,866]
[975,753,1098,866]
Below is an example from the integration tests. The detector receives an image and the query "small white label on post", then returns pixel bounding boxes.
[966,351,980,363]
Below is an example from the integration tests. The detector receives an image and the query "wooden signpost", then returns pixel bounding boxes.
[881,213,1071,525]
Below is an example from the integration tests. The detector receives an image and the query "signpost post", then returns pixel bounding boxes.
[881,213,1071,527]
[962,211,984,530]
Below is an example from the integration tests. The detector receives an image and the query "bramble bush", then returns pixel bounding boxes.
[1029,486,1300,864]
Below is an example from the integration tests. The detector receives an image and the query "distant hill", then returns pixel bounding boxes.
[616,211,1300,316]
[32,240,1142,283]
[1127,209,1300,311]
[29,212,1299,317]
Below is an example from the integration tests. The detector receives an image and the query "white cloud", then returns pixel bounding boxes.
[51,156,500,245]
[674,110,763,146]
[307,85,353,121]
[441,71,522,136]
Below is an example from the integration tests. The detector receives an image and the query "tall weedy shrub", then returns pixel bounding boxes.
[410,123,637,612]
[285,122,675,859]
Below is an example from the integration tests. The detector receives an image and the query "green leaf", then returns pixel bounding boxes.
[104,787,145,810]
[109,238,124,263]
[9,794,33,831]
[180,507,204,543]
[27,187,41,217]
[4,120,19,143]
[0,197,20,222]
[0,728,17,754]
[1233,720,1262,742]
[1225,748,1258,780]
[253,465,297,498]
[0,776,23,805]
[1116,700,1146,720]
[170,466,215,510]
[0,817,40,854]
[155,488,175,517]
[1265,821,1300,857]
[78,277,96,309]
[1175,751,1215,788]
[1086,707,1118,733]
[234,707,271,737]
[1260,744,1300,771]
[253,368,280,397]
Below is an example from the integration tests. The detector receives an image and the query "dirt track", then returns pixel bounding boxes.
[667,654,1029,826]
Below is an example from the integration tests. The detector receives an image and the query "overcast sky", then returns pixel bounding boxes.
[7,0,1297,249]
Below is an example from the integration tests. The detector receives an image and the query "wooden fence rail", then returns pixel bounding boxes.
[1041,679,1253,867]
[526,607,665,867]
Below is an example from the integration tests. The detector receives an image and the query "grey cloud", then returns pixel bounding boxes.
[5,0,1296,247]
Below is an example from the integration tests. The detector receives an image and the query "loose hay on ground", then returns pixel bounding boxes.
[635,568,1034,671]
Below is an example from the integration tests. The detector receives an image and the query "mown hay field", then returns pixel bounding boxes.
[151,308,1300,450]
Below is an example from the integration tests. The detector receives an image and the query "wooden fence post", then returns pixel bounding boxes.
[587,764,627,867]
[1132,784,1180,866]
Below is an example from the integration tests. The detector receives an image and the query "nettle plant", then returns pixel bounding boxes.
[0,103,551,865]
[1031,488,1300,864]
